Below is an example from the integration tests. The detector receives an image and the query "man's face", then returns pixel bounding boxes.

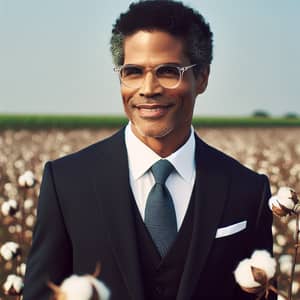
[121,30,209,149]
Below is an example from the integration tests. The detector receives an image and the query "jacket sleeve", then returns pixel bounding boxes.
[23,162,73,300]
[254,175,274,253]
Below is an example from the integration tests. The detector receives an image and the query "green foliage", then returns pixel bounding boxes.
[0,114,300,129]
[192,116,300,127]
[252,110,270,118]
[284,112,298,119]
[0,115,128,129]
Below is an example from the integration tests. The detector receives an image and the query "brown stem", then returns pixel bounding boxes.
[20,187,26,252]
[269,284,288,300]
[288,213,300,300]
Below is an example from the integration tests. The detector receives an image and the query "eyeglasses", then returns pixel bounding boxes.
[113,63,198,89]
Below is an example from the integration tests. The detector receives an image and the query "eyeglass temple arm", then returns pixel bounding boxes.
[181,64,198,72]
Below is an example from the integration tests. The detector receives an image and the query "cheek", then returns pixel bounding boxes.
[121,88,133,106]
[171,78,197,98]
[174,90,197,120]
[168,88,195,108]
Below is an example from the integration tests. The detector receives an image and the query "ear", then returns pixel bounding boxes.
[196,66,210,95]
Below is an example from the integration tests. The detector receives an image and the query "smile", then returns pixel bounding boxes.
[134,104,173,118]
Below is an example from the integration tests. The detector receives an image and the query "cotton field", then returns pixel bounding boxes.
[0,127,299,298]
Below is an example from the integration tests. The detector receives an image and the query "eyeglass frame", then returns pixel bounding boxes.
[113,63,198,89]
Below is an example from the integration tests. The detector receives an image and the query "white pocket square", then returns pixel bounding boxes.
[215,220,247,238]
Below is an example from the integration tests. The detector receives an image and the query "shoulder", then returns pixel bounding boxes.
[48,128,126,172]
[195,134,268,185]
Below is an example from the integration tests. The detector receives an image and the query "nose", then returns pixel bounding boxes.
[139,71,163,97]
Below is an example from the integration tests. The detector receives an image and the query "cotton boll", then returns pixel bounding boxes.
[25,215,35,227]
[295,264,300,273]
[277,187,294,199]
[54,274,110,300]
[279,254,293,263]
[279,260,292,275]
[268,196,280,211]
[278,254,293,275]
[268,195,290,217]
[24,198,34,211]
[18,170,36,188]
[3,274,23,295]
[277,187,297,202]
[273,244,283,254]
[16,263,26,277]
[278,197,295,210]
[268,187,299,216]
[8,225,16,234]
[89,276,110,300]
[271,225,278,235]
[60,275,93,300]
[1,199,18,216]
[250,250,276,280]
[277,187,298,207]
[234,259,261,288]
[292,282,300,295]
[287,219,297,232]
[25,177,34,187]
[276,235,287,246]
[0,242,21,261]
[18,175,26,187]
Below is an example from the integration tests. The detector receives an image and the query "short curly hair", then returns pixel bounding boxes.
[110,0,213,76]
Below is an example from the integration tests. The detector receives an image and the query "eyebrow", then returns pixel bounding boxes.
[123,62,182,67]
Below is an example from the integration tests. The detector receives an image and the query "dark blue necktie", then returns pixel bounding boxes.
[145,159,177,257]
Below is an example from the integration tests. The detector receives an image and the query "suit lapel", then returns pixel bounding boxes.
[177,135,231,300]
[91,129,144,300]
[90,130,230,300]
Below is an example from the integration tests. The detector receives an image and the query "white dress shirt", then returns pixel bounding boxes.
[125,124,196,230]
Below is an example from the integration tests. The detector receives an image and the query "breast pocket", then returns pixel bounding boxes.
[209,222,251,269]
[215,220,247,239]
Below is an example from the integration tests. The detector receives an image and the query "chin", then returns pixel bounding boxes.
[134,123,174,139]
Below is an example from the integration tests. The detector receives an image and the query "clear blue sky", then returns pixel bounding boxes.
[0,0,299,116]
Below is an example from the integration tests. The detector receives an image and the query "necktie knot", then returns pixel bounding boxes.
[151,159,174,184]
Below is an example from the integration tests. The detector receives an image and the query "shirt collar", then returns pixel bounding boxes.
[125,123,195,183]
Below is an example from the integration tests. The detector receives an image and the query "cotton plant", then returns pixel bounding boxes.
[234,250,279,299]
[234,187,300,300]
[1,199,19,216]
[268,187,299,217]
[2,274,24,297]
[0,240,24,299]
[17,170,36,188]
[48,265,110,300]
[0,170,37,298]
[0,241,21,261]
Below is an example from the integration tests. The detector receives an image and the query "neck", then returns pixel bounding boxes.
[131,126,191,157]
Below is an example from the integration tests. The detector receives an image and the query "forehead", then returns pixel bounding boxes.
[123,30,189,65]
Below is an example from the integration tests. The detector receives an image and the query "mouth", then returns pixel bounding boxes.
[134,103,173,118]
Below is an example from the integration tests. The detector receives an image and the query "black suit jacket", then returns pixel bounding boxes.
[23,128,275,300]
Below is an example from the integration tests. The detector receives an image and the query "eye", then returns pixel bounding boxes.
[121,66,143,77]
[156,65,179,78]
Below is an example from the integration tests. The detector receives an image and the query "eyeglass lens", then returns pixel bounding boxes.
[120,65,181,89]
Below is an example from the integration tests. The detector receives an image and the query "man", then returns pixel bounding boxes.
[23,1,275,299]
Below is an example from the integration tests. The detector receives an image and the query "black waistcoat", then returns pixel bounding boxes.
[133,189,195,300]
